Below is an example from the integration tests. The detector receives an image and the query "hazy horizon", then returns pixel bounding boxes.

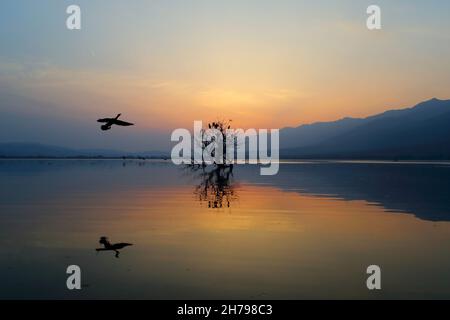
[0,96,448,153]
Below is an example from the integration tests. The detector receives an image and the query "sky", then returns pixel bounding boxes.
[1,0,450,151]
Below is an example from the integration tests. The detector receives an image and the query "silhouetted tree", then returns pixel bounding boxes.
[194,119,237,167]
[186,119,238,208]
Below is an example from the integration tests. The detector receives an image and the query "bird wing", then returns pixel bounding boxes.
[97,118,112,123]
[113,119,134,126]
[112,243,133,249]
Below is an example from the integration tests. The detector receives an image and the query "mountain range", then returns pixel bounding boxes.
[1,98,449,159]
[280,97,450,159]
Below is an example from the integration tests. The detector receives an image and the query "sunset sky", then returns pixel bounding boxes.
[1,0,450,151]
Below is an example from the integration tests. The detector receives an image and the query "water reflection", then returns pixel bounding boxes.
[187,164,237,209]
[241,162,450,221]
[1,160,450,220]
[1,160,450,299]
[95,236,133,258]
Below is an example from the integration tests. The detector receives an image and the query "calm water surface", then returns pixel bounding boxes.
[1,160,450,299]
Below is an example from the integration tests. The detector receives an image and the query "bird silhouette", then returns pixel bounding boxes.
[97,114,134,131]
[95,236,133,258]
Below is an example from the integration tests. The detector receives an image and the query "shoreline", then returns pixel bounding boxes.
[1,157,450,165]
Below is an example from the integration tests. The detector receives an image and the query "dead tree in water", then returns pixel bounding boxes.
[194,119,236,169]
[187,119,238,208]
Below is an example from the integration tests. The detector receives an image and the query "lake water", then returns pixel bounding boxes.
[1,159,450,299]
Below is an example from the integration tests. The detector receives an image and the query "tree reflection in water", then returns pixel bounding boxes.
[187,163,237,209]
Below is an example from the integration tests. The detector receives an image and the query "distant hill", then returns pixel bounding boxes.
[280,98,450,159]
[0,143,168,158]
[2,98,449,160]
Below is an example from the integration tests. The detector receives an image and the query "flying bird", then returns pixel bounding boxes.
[97,113,134,131]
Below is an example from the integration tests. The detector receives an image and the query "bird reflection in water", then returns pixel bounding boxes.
[95,236,133,258]
[187,163,237,209]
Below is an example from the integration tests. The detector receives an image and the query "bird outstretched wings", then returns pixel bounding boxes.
[96,118,133,126]
[97,114,134,131]
[97,118,111,123]
[113,119,134,126]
